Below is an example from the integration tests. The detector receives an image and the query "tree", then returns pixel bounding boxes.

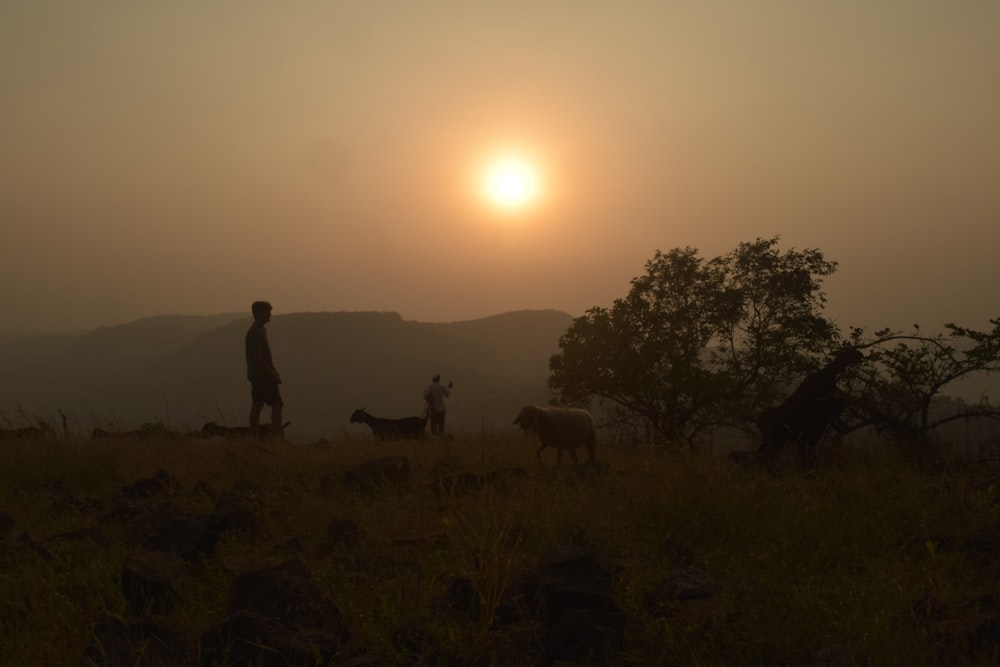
[548,237,841,447]
[844,321,1000,444]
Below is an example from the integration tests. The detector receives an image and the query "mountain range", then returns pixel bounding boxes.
[0,310,575,440]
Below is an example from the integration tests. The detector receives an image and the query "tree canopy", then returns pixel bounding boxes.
[549,237,1000,450]
[844,321,1000,444]
[549,237,842,446]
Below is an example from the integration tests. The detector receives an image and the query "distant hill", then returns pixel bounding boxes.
[0,310,574,439]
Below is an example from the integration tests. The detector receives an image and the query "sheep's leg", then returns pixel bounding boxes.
[797,439,818,469]
[757,409,793,458]
[536,444,545,463]
[569,447,579,464]
[759,423,790,458]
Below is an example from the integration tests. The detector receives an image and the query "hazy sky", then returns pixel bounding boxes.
[3,1,998,334]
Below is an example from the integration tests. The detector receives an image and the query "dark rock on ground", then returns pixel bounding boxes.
[51,525,110,547]
[208,493,262,534]
[327,517,365,550]
[121,552,185,615]
[536,544,617,624]
[0,510,13,540]
[131,502,219,562]
[121,469,180,499]
[343,456,410,493]
[546,607,626,664]
[84,615,190,667]
[199,610,339,667]
[656,567,719,602]
[201,559,350,666]
[507,543,626,663]
[226,559,349,639]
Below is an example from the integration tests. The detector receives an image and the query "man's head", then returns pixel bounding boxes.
[432,374,441,383]
[251,301,273,323]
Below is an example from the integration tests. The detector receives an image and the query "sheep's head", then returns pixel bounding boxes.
[513,405,541,433]
[349,408,368,423]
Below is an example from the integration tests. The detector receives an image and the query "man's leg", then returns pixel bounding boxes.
[271,399,284,438]
[249,401,264,428]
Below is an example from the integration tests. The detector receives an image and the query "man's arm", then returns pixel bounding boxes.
[247,331,281,382]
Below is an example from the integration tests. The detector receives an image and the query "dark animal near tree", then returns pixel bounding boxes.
[513,405,597,464]
[349,408,427,440]
[756,347,864,464]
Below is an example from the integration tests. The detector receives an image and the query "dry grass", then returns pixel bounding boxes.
[1,432,999,665]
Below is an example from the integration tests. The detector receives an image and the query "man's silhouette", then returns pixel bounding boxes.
[245,301,283,438]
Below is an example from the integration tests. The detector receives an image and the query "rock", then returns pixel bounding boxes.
[343,457,410,493]
[120,553,183,615]
[121,469,180,499]
[201,559,350,666]
[227,559,347,635]
[327,517,365,550]
[84,615,189,667]
[546,607,626,663]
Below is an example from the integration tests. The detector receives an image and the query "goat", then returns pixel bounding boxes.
[513,405,597,464]
[200,421,289,439]
[349,408,427,440]
[757,347,864,464]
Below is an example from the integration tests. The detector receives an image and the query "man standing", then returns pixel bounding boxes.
[423,373,453,436]
[245,301,283,438]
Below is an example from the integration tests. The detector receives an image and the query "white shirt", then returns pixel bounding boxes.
[424,381,451,412]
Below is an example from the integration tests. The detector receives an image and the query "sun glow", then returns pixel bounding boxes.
[481,155,540,212]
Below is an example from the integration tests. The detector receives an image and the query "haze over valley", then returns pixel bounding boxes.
[0,309,573,440]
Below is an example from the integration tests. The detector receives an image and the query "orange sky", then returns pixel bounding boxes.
[2,1,998,333]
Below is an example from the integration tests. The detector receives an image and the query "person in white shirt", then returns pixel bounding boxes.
[423,373,453,436]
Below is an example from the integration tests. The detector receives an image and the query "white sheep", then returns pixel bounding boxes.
[513,405,597,464]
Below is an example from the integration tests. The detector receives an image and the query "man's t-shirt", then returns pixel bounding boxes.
[245,322,275,384]
[424,382,451,413]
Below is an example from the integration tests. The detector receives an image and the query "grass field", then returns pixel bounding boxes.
[1,432,999,665]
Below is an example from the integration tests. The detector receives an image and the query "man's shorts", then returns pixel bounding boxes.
[251,382,283,406]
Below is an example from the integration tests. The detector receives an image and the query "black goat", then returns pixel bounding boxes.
[757,347,864,464]
[350,408,427,440]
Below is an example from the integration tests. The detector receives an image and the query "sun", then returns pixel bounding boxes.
[481,156,540,211]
